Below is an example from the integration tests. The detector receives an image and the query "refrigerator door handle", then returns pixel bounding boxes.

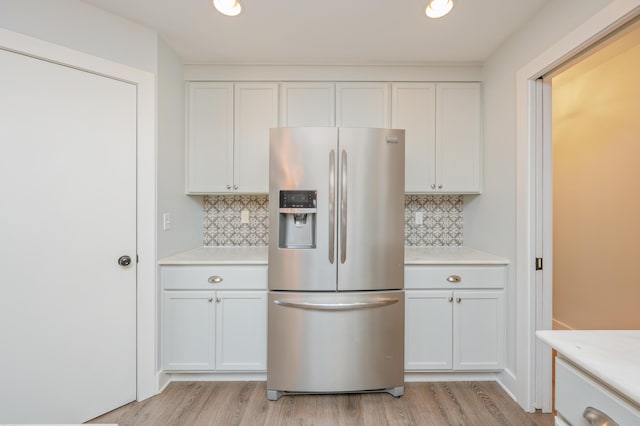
[273,298,399,311]
[329,150,336,264]
[340,150,347,264]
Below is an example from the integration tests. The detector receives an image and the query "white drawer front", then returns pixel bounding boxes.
[405,266,506,289]
[162,266,268,290]
[556,357,640,426]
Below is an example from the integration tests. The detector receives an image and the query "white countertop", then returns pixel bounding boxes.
[404,246,509,265]
[158,246,268,265]
[158,246,509,266]
[537,330,640,407]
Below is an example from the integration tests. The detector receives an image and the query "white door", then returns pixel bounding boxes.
[0,48,137,423]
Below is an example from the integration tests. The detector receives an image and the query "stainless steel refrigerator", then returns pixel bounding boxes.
[267,127,405,401]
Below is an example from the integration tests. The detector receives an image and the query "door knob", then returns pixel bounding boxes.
[118,255,132,266]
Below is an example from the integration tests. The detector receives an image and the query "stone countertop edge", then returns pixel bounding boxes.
[158,246,509,266]
[536,330,640,407]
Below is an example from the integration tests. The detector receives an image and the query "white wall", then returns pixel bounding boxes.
[0,0,157,73]
[464,0,614,407]
[157,38,202,258]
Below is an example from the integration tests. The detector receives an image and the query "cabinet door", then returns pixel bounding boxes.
[391,83,436,192]
[215,291,267,371]
[279,82,335,127]
[234,83,278,193]
[453,290,504,370]
[336,82,390,128]
[186,82,234,194]
[405,290,453,370]
[435,83,482,193]
[162,292,215,371]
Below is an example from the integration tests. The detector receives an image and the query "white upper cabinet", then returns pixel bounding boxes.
[185,82,277,194]
[234,83,279,193]
[336,82,390,128]
[186,82,234,193]
[391,83,436,193]
[392,82,482,193]
[279,82,335,127]
[186,80,481,194]
[436,83,482,193]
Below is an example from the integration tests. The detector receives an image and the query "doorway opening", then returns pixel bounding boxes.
[532,13,640,413]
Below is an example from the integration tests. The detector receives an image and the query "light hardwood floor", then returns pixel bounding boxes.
[89,381,553,425]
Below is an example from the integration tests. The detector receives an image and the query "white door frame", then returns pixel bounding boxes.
[515,0,640,412]
[0,28,157,401]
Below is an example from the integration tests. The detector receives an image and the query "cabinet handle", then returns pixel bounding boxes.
[226,184,231,190]
[431,184,436,189]
[208,275,223,284]
[438,184,443,189]
[234,185,238,190]
[216,297,221,303]
[447,275,461,283]
[583,407,619,426]
[456,297,461,303]
[207,297,213,303]
[448,297,453,302]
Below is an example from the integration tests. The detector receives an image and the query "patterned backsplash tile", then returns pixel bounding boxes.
[203,194,463,247]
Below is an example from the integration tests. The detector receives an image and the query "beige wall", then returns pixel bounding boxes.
[552,24,640,330]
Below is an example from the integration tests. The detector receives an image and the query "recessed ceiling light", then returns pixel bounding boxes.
[426,0,453,19]
[213,0,242,17]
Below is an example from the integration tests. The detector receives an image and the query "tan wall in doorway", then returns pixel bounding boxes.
[552,26,640,330]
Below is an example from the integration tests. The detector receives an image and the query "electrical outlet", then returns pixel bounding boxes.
[240,210,250,224]
[163,213,172,231]
[414,212,424,224]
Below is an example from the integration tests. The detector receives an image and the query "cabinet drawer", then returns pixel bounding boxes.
[405,266,505,289]
[556,357,640,425]
[162,266,267,290]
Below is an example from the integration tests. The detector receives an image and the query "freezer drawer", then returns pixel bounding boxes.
[267,290,404,398]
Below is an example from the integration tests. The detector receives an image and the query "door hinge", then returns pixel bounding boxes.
[535,257,543,271]
[136,254,139,264]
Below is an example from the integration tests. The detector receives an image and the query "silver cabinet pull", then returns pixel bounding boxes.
[208,275,223,284]
[216,297,221,303]
[447,275,461,283]
[431,183,436,189]
[328,150,335,264]
[583,407,619,426]
[226,184,231,190]
[448,297,453,302]
[456,297,461,303]
[233,185,238,190]
[438,184,443,189]
[207,297,213,302]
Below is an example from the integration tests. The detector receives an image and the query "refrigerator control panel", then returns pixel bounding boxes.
[279,190,317,209]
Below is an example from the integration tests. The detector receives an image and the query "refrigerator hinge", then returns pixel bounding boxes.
[535,257,543,271]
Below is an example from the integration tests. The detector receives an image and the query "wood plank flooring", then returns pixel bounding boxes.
[89,381,553,426]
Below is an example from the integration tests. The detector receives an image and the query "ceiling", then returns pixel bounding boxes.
[81,0,550,65]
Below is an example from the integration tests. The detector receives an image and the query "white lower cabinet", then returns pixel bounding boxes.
[215,291,267,371]
[161,266,267,372]
[405,265,505,371]
[556,357,640,425]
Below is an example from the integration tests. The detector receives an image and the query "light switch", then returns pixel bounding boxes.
[414,212,424,224]
[240,210,250,224]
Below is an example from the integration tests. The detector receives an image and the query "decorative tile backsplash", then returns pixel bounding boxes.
[404,195,463,246]
[203,195,269,246]
[203,194,463,247]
